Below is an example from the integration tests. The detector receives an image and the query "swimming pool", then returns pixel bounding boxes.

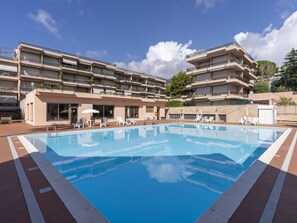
[25,123,285,223]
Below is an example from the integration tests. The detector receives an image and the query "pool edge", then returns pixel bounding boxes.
[18,135,110,223]
[195,127,292,223]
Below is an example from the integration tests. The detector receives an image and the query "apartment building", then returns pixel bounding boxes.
[184,41,257,106]
[0,42,166,126]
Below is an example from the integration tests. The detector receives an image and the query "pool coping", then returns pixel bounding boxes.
[18,122,290,222]
[195,127,292,223]
[18,135,109,223]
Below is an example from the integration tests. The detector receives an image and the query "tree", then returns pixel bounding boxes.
[165,100,185,107]
[276,85,291,92]
[277,48,297,90]
[166,72,193,97]
[275,97,296,105]
[256,60,277,80]
[253,81,270,93]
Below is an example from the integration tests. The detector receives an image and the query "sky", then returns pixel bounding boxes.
[1,0,297,79]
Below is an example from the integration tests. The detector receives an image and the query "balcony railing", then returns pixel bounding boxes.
[192,91,247,98]
[43,60,60,67]
[0,103,18,107]
[20,57,42,64]
[61,63,91,72]
[0,86,18,91]
[0,70,18,77]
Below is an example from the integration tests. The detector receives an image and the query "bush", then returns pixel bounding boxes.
[276,85,291,92]
[165,100,185,107]
[276,97,296,105]
[0,109,22,120]
[253,81,270,93]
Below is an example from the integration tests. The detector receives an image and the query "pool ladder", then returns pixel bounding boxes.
[46,124,59,137]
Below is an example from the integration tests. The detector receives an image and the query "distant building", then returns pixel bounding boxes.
[184,41,257,105]
[0,42,166,125]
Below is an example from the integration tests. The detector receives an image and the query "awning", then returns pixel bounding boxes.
[0,64,17,72]
[63,58,77,65]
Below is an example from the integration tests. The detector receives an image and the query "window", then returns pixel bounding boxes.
[125,106,139,118]
[47,103,69,121]
[93,105,114,118]
[146,106,154,113]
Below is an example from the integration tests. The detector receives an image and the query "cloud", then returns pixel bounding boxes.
[142,157,193,184]
[234,11,297,66]
[115,41,195,79]
[276,0,297,19]
[195,0,222,8]
[28,9,61,38]
[85,50,108,58]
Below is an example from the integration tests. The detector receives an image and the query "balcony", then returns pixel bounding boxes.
[20,71,61,82]
[61,63,92,75]
[0,103,18,110]
[43,61,61,71]
[188,91,247,101]
[0,86,18,93]
[93,72,117,80]
[20,57,42,67]
[63,78,91,88]
[0,70,18,81]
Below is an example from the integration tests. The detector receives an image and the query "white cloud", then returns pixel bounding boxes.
[115,41,195,79]
[85,50,107,58]
[195,0,221,8]
[28,9,61,38]
[277,0,297,20]
[234,10,297,66]
[142,157,193,184]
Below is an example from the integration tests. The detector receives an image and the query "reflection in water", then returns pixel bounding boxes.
[143,157,193,183]
[25,123,285,223]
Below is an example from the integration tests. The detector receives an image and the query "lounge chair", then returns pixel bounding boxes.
[194,115,202,122]
[117,117,126,125]
[73,118,86,128]
[205,116,214,123]
[100,117,108,127]
[239,116,249,125]
[251,117,259,125]
[126,119,136,125]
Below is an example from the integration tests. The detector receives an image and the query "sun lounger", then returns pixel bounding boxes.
[100,117,108,127]
[117,117,126,125]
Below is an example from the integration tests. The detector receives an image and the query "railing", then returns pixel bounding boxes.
[43,60,60,67]
[192,91,246,98]
[61,63,91,72]
[0,87,18,91]
[0,70,17,77]
[64,78,90,85]
[0,48,15,59]
[20,56,42,64]
[20,87,34,92]
[20,41,115,66]
[0,103,18,107]
[186,41,254,61]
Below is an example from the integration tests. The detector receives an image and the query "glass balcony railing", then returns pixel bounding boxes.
[0,70,18,77]
[20,57,41,64]
[0,86,18,91]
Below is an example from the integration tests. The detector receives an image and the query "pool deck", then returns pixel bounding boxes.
[0,121,297,222]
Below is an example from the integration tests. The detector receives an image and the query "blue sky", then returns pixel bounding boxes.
[1,0,297,78]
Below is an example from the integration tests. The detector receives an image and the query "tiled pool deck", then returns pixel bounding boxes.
[1,121,296,222]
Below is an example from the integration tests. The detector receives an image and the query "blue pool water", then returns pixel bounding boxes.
[25,123,285,223]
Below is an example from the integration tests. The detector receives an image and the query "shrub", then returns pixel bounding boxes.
[165,100,185,107]
[276,85,291,92]
[253,81,270,93]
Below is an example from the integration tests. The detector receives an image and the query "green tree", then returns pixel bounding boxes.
[165,100,185,107]
[278,48,297,90]
[167,72,193,97]
[256,60,277,80]
[253,81,270,93]
[276,97,296,105]
[276,85,291,92]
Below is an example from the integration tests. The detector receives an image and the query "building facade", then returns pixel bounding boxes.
[184,41,257,106]
[0,42,166,126]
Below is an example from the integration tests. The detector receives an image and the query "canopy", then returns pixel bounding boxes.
[82,109,100,114]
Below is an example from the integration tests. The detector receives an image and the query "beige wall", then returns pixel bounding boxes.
[249,92,297,105]
[166,104,259,123]
[25,89,165,126]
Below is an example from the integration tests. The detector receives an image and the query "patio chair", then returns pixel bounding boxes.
[251,117,259,125]
[194,115,202,122]
[100,117,108,127]
[117,117,126,125]
[73,118,85,128]
[205,116,214,123]
[126,119,137,125]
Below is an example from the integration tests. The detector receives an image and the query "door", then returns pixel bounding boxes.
[71,108,78,123]
[157,107,160,120]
